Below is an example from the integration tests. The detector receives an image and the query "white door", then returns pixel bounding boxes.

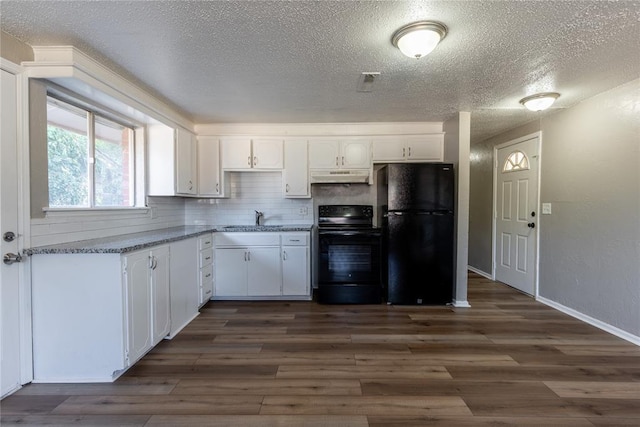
[1,68,22,397]
[495,135,539,296]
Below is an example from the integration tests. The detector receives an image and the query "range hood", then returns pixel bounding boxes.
[310,169,371,184]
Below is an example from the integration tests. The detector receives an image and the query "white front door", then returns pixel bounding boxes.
[494,135,539,296]
[1,67,23,397]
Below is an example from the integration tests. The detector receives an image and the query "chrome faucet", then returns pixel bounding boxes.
[255,210,264,226]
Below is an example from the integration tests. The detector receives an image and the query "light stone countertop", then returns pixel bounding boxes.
[25,225,313,255]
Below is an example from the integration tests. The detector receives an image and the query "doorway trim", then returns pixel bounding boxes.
[491,131,542,298]
[1,57,33,391]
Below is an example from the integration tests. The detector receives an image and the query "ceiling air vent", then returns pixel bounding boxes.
[357,72,380,92]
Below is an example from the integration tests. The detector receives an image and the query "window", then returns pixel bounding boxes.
[47,96,135,208]
[502,150,530,173]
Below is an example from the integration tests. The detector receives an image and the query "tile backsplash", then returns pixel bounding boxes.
[185,172,314,226]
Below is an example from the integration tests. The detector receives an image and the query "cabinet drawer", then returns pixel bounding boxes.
[200,264,214,285]
[281,233,308,246]
[200,248,214,268]
[199,234,213,250]
[215,232,280,247]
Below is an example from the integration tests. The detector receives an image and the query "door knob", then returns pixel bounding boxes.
[527,222,535,229]
[3,252,23,265]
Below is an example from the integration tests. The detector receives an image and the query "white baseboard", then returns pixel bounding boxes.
[537,296,640,347]
[467,265,493,280]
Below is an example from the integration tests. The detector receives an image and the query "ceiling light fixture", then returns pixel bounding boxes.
[519,92,560,111]
[391,21,447,59]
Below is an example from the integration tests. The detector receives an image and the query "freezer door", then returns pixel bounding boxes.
[387,163,454,212]
[386,212,454,305]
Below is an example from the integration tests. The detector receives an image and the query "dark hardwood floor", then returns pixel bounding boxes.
[3,272,639,426]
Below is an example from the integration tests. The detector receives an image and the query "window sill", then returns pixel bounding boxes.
[42,207,150,218]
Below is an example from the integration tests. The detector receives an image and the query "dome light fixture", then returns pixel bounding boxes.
[519,92,560,111]
[391,21,447,59]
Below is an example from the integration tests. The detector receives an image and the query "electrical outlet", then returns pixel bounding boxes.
[298,207,308,215]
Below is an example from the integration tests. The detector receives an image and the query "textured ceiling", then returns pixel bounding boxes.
[1,1,639,143]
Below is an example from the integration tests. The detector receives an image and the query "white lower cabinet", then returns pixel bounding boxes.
[214,231,310,300]
[30,237,204,383]
[169,237,199,337]
[282,234,310,297]
[123,246,170,364]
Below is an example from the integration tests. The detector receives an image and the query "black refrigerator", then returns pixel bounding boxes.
[377,163,455,305]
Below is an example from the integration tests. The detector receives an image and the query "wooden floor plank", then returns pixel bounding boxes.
[354,353,519,366]
[367,415,595,426]
[260,395,471,416]
[0,414,150,426]
[360,379,559,397]
[51,395,263,415]
[146,414,369,426]
[545,381,640,399]
[276,365,451,379]
[171,378,362,396]
[194,352,356,366]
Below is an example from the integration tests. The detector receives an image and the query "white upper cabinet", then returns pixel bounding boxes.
[220,137,283,170]
[147,124,197,196]
[197,136,228,198]
[309,138,371,170]
[283,139,310,198]
[175,128,198,195]
[372,134,444,163]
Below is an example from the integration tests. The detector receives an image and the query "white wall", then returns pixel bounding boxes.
[537,79,640,338]
[469,78,640,339]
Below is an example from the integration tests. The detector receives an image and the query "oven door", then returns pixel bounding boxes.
[317,230,381,285]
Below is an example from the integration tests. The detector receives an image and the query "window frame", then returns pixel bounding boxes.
[45,91,144,210]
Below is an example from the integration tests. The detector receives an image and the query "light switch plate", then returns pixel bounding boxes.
[542,203,552,214]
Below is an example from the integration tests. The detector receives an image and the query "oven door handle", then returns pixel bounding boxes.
[319,231,378,237]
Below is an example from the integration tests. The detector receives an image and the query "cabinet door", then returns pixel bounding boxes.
[124,251,152,365]
[342,139,371,169]
[169,237,199,338]
[151,246,171,345]
[252,138,283,169]
[198,136,224,197]
[283,139,309,197]
[221,137,252,170]
[247,247,282,296]
[214,248,248,296]
[309,139,340,169]
[176,128,197,194]
[405,134,444,161]
[372,137,405,162]
[147,124,176,196]
[282,246,309,296]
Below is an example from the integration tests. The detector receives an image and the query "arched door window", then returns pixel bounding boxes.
[502,150,530,172]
